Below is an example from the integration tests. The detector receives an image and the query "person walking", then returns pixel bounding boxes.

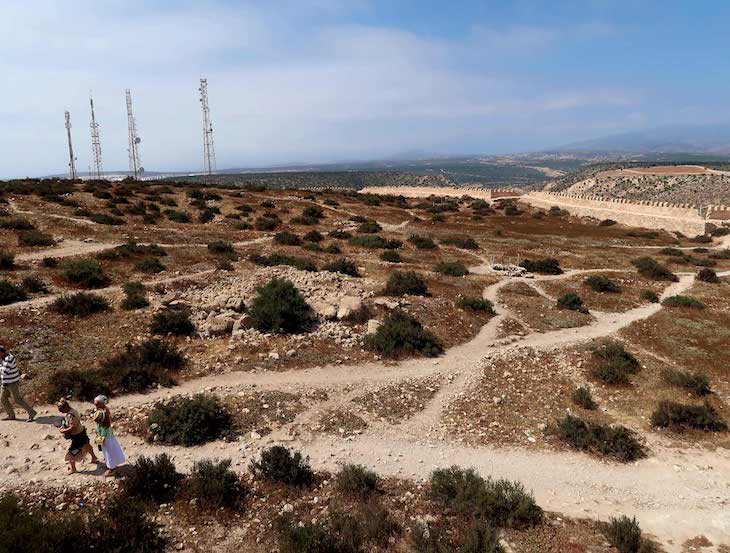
[0,345,36,422]
[57,399,98,474]
[93,395,126,477]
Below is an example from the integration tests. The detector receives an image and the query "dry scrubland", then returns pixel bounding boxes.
[0,178,729,553]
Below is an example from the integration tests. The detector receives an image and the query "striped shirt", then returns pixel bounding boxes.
[1,353,20,385]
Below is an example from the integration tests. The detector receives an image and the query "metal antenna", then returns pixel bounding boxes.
[199,78,216,175]
[89,93,104,179]
[64,110,77,180]
[125,89,143,179]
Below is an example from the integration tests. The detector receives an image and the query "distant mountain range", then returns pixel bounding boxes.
[557,124,730,156]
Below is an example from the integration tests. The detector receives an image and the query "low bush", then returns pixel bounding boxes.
[20,275,48,293]
[710,226,730,237]
[336,464,379,497]
[557,292,589,314]
[148,394,233,446]
[383,271,428,296]
[408,234,438,250]
[323,258,360,277]
[430,466,543,528]
[456,296,495,315]
[709,248,730,260]
[662,368,711,396]
[0,251,15,270]
[651,400,727,432]
[248,278,313,334]
[329,229,352,240]
[90,213,125,225]
[640,289,659,303]
[123,453,183,504]
[252,445,315,487]
[631,257,678,281]
[584,275,621,293]
[51,292,109,316]
[250,252,317,272]
[0,217,35,230]
[18,230,54,247]
[0,280,28,306]
[302,205,324,219]
[303,230,324,243]
[696,267,719,283]
[690,234,712,243]
[557,415,646,462]
[151,305,195,336]
[661,295,705,309]
[255,215,279,230]
[322,244,341,254]
[591,341,639,385]
[207,240,236,256]
[625,230,658,239]
[134,256,165,274]
[187,458,246,509]
[365,310,443,358]
[598,219,617,226]
[380,250,401,263]
[441,236,479,250]
[519,258,562,275]
[357,220,382,234]
[45,368,110,401]
[349,235,402,249]
[572,386,597,410]
[100,338,184,392]
[274,231,302,246]
[434,261,468,277]
[60,258,110,288]
[121,281,149,310]
[164,209,191,223]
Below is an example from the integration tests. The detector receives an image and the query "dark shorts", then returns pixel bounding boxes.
[68,429,90,456]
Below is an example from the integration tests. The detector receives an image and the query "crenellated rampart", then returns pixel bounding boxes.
[359,186,521,200]
[525,192,708,235]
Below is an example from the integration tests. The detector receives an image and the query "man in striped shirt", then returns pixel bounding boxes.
[0,345,36,422]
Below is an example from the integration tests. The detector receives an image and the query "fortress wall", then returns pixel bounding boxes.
[359,186,521,200]
[706,206,730,221]
[525,192,707,235]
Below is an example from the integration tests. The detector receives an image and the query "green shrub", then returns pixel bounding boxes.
[18,230,54,247]
[434,261,468,277]
[519,258,562,275]
[20,275,47,293]
[349,235,402,249]
[303,230,324,243]
[61,258,110,288]
[45,368,110,401]
[207,240,236,256]
[0,280,28,305]
[187,458,246,509]
[151,305,195,336]
[365,310,443,358]
[252,445,315,487]
[274,231,302,246]
[0,251,15,270]
[121,281,149,310]
[301,243,322,252]
[96,496,168,552]
[323,258,360,277]
[430,466,543,528]
[456,296,495,314]
[709,248,730,260]
[711,227,730,237]
[357,220,382,234]
[248,278,313,333]
[123,453,183,504]
[640,289,659,303]
[277,519,336,553]
[90,213,125,225]
[632,257,678,281]
[380,250,401,263]
[584,275,621,293]
[100,338,184,392]
[696,268,719,283]
[408,234,438,250]
[329,229,352,240]
[557,292,589,314]
[335,464,379,497]
[51,292,109,316]
[383,271,428,296]
[302,205,324,219]
[134,256,165,273]
[164,209,190,223]
[148,394,233,446]
[651,400,727,431]
[662,368,711,396]
[659,247,684,257]
[249,252,318,272]
[0,217,35,230]
[591,341,639,385]
[97,241,167,261]
[598,219,616,226]
[441,236,479,250]
[322,244,341,254]
[572,386,597,410]
[691,234,712,243]
[661,295,705,309]
[557,415,646,462]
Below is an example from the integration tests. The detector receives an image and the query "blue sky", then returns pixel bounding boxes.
[1,0,729,177]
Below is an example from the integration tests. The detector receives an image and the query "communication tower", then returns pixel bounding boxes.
[125,89,143,179]
[199,78,216,175]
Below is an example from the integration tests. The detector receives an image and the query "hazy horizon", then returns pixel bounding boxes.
[3,0,730,179]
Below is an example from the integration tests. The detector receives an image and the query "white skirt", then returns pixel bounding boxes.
[102,435,127,469]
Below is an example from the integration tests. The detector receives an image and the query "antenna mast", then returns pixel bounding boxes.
[89,94,103,179]
[64,110,77,180]
[125,89,143,179]
[199,78,216,175]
